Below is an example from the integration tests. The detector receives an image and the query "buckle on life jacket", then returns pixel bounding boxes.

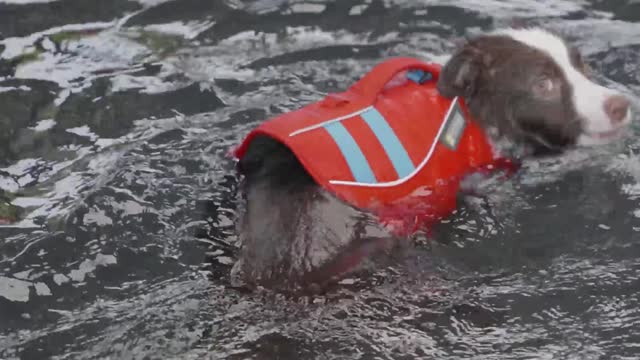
[406,69,433,84]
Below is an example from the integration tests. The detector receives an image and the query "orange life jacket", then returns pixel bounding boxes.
[234,57,516,235]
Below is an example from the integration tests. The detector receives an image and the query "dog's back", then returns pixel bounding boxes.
[233,135,395,292]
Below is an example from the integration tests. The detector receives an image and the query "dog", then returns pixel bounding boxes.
[230,27,633,293]
[438,28,631,153]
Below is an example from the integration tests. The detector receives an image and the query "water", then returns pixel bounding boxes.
[0,0,639,358]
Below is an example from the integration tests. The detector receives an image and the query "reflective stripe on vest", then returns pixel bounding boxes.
[320,106,416,184]
[288,98,462,187]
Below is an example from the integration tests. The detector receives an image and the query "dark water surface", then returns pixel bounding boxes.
[1,0,640,359]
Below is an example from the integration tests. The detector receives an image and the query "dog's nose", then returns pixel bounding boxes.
[604,95,630,124]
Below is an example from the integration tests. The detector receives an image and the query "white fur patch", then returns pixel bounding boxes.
[494,28,632,144]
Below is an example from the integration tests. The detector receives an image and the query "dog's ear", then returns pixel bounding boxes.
[436,46,484,99]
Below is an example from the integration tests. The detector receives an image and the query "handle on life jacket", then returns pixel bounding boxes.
[322,57,442,107]
[349,57,442,104]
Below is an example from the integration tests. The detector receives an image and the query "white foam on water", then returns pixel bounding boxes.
[3,114,185,227]
[134,0,174,6]
[349,4,369,15]
[215,26,370,59]
[66,126,98,142]
[1,158,40,177]
[11,197,49,207]
[1,21,116,60]
[110,74,177,94]
[0,276,31,302]
[68,254,117,282]
[54,89,70,106]
[216,256,234,265]
[1,156,77,199]
[545,19,640,55]
[111,200,146,216]
[17,278,212,359]
[519,147,614,186]
[94,138,120,149]
[0,85,31,92]
[143,20,214,40]
[15,30,151,89]
[53,273,70,285]
[289,3,325,13]
[83,209,114,226]
[0,176,19,193]
[29,118,56,132]
[389,0,587,18]
[12,270,31,280]
[243,0,286,14]
[182,26,394,95]
[8,161,96,228]
[34,282,51,296]
[0,0,56,3]
[606,146,640,222]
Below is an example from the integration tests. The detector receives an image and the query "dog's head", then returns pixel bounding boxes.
[437,28,633,156]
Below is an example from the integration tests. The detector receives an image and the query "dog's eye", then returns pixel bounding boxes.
[533,77,555,96]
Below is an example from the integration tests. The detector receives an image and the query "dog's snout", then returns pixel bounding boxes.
[604,95,630,124]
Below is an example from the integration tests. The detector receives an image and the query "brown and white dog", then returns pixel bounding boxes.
[231,27,634,292]
[438,27,632,155]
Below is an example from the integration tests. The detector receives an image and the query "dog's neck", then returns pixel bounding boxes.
[483,126,536,160]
